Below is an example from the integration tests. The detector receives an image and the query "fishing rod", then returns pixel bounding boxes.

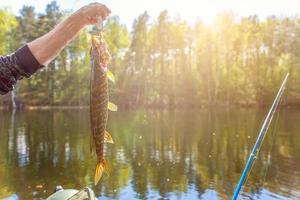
[231,73,289,200]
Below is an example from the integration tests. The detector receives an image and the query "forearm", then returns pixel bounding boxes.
[0,2,110,95]
[0,12,85,95]
[28,12,85,65]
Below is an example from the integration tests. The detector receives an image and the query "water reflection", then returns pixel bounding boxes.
[0,109,299,199]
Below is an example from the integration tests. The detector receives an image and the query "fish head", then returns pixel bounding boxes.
[98,43,111,73]
[91,35,111,74]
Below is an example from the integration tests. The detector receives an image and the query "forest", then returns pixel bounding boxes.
[0,1,299,109]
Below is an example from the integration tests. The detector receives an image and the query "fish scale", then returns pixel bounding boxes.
[90,67,107,157]
[89,32,113,185]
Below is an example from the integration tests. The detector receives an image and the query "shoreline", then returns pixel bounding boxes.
[0,105,89,110]
[0,104,299,110]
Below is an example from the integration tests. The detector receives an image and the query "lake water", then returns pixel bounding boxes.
[0,109,299,200]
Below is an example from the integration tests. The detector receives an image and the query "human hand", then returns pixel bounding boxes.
[76,2,111,25]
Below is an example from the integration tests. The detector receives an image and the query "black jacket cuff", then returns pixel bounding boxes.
[14,45,44,76]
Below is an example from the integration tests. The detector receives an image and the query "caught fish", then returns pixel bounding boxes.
[90,31,117,186]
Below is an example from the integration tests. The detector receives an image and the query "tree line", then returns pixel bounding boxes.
[0,1,299,109]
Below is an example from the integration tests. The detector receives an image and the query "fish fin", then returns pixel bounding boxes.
[108,102,118,112]
[107,69,115,83]
[104,131,114,144]
[94,158,108,185]
[90,134,95,155]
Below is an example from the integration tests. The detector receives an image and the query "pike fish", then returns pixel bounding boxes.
[90,31,117,186]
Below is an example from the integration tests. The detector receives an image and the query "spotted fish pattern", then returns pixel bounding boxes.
[90,33,114,185]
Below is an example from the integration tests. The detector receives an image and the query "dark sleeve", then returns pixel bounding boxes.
[0,45,44,95]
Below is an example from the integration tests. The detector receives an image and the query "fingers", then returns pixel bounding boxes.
[88,18,98,25]
[98,5,111,20]
[91,2,111,20]
[78,2,111,25]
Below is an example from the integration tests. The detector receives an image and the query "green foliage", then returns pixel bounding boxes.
[0,9,18,54]
[0,3,299,108]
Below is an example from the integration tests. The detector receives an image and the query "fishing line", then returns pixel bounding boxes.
[260,110,279,187]
[243,90,284,192]
[261,88,285,187]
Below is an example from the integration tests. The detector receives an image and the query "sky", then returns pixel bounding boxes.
[1,0,300,27]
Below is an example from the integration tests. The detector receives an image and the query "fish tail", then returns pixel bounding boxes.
[94,158,108,185]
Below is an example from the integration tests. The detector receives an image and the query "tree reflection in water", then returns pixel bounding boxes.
[0,109,299,199]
